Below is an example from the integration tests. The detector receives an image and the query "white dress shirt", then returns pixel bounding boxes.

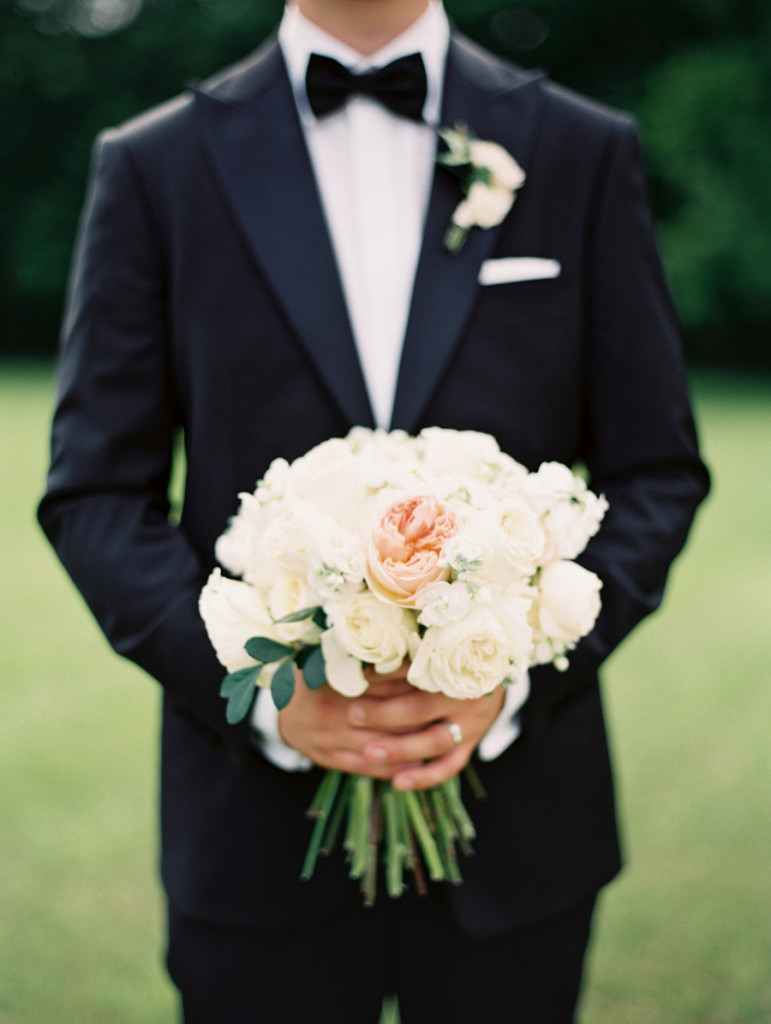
[253,1,528,770]
[280,0,447,429]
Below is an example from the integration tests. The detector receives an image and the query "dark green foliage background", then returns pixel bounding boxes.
[2,0,769,365]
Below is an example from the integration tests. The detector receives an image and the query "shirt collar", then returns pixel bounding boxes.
[279,1,450,127]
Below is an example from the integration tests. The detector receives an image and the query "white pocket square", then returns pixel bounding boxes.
[478,257,561,286]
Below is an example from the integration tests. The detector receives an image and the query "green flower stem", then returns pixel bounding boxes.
[443,775,477,843]
[300,813,328,881]
[431,788,462,883]
[383,786,406,898]
[463,762,487,801]
[362,784,380,907]
[306,769,341,818]
[344,784,358,860]
[321,775,353,855]
[443,223,468,253]
[395,787,420,882]
[301,771,343,880]
[300,770,482,903]
[348,776,373,879]
[403,790,445,881]
[407,820,429,896]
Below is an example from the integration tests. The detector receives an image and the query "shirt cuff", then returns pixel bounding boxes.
[476,670,530,761]
[251,687,313,772]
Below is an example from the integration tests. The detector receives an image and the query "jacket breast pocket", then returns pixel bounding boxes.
[474,276,571,324]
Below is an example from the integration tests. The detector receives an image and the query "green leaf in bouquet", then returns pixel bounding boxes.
[244,636,294,663]
[220,665,262,725]
[269,656,296,710]
[219,664,261,698]
[300,644,326,690]
[273,606,322,625]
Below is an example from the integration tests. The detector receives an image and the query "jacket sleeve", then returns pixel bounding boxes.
[38,131,253,752]
[524,118,710,732]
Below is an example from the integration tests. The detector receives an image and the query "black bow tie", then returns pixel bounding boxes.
[305,52,427,122]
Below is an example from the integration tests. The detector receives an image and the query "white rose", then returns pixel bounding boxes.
[468,139,527,192]
[350,428,421,493]
[320,628,368,697]
[533,560,602,661]
[479,498,546,582]
[494,586,536,672]
[408,607,516,699]
[254,457,291,505]
[326,591,417,673]
[198,569,276,677]
[522,462,608,560]
[418,427,502,481]
[285,437,370,526]
[453,180,515,230]
[215,492,272,587]
[267,572,323,645]
[260,500,340,579]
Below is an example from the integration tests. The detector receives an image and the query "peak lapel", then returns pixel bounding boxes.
[194,41,374,428]
[390,36,545,433]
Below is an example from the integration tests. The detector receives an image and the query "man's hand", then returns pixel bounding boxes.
[277,661,505,790]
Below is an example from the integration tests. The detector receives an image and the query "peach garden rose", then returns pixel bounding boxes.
[365,494,459,607]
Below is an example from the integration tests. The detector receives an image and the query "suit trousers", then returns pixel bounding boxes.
[166,886,597,1024]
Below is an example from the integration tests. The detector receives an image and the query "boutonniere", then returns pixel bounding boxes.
[437,124,526,253]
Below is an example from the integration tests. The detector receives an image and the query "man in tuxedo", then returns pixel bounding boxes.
[39,0,709,1020]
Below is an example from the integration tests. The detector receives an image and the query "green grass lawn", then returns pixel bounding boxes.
[2,364,769,1023]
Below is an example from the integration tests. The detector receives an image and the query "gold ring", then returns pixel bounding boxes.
[447,721,463,746]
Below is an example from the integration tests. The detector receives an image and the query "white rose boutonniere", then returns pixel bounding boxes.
[438,123,526,252]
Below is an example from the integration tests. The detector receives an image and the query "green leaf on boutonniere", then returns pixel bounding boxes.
[220,665,262,724]
[244,636,294,663]
[299,644,326,690]
[270,657,296,710]
[437,124,472,168]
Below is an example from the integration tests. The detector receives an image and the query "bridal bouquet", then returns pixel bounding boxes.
[200,427,606,904]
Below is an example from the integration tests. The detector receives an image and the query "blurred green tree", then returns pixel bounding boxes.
[1,0,769,365]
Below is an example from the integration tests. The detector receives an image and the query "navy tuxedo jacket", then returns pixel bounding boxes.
[40,32,708,937]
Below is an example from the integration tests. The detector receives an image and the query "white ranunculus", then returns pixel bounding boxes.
[408,607,515,699]
[198,569,276,676]
[326,591,417,673]
[320,628,369,696]
[468,139,527,192]
[534,560,602,661]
